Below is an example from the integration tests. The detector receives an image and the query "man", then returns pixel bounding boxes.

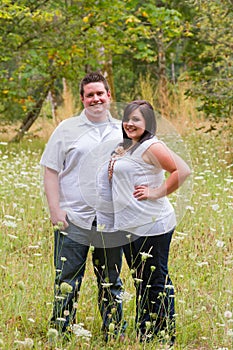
[40,72,125,340]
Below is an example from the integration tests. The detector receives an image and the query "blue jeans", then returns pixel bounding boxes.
[123,229,175,342]
[51,221,124,336]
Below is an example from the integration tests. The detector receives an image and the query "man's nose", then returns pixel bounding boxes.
[93,94,100,101]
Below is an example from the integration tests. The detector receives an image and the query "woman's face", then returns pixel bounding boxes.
[123,108,146,142]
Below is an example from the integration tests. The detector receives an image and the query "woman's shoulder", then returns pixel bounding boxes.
[141,136,161,149]
[133,136,160,158]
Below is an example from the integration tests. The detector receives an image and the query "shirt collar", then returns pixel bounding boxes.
[79,109,120,128]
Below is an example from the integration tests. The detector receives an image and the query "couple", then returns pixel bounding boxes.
[40,72,191,345]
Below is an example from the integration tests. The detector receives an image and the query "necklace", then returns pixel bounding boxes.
[108,157,117,181]
[108,145,134,181]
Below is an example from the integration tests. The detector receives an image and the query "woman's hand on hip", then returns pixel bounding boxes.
[133,185,158,201]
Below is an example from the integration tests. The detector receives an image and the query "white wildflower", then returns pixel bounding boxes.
[134,278,143,283]
[101,282,113,288]
[196,261,208,267]
[3,220,17,228]
[216,240,225,248]
[185,205,195,212]
[27,318,35,323]
[116,291,133,303]
[4,214,16,220]
[14,338,34,349]
[212,204,220,211]
[71,323,92,339]
[60,231,68,236]
[24,338,34,348]
[224,311,232,319]
[165,284,174,290]
[47,328,59,343]
[140,252,153,261]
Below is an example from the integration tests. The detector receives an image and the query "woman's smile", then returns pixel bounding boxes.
[123,107,146,142]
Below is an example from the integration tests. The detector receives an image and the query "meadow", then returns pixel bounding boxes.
[0,115,232,349]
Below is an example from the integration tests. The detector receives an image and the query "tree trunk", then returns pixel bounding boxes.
[47,89,58,125]
[103,55,116,102]
[10,82,53,142]
[103,54,119,119]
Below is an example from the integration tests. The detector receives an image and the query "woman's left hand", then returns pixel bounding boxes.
[133,185,157,200]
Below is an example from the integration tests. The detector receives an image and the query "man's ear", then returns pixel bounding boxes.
[80,95,84,103]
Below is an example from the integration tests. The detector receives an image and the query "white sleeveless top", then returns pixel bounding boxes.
[96,136,176,236]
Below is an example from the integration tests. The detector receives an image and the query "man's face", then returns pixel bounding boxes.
[81,82,111,121]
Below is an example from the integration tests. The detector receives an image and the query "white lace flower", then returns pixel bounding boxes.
[101,282,113,288]
[71,323,92,339]
[140,252,153,261]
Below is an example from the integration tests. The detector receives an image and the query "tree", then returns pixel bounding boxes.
[3,0,231,142]
[112,1,185,116]
[183,0,233,119]
[0,0,129,140]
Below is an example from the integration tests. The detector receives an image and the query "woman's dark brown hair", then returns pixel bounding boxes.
[121,100,157,153]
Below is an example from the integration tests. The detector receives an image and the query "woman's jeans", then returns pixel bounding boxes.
[50,220,124,336]
[123,229,175,342]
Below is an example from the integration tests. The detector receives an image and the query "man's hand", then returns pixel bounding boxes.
[50,209,68,230]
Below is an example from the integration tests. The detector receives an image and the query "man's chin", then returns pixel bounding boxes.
[85,104,109,118]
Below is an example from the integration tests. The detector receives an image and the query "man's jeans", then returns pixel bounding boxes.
[50,220,124,335]
[123,229,175,342]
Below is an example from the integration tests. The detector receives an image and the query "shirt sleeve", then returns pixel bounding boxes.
[40,124,66,172]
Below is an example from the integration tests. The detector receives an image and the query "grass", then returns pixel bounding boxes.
[0,116,232,349]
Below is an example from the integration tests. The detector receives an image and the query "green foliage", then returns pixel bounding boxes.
[182,0,233,118]
[1,0,232,123]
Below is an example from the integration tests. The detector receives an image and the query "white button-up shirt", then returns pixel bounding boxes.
[40,110,122,229]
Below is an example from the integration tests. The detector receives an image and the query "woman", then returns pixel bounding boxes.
[98,100,191,345]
